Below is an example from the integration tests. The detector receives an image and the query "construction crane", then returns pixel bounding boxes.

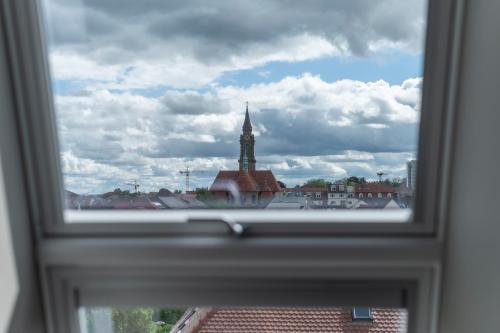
[179,167,192,193]
[377,172,385,183]
[126,180,140,193]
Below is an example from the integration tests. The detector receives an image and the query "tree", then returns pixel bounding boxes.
[346,176,360,185]
[303,178,329,188]
[174,189,182,194]
[157,308,186,332]
[195,187,212,203]
[391,178,403,187]
[112,308,154,333]
[108,308,186,333]
[345,176,367,185]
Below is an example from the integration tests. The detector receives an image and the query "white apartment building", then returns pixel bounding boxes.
[327,182,357,208]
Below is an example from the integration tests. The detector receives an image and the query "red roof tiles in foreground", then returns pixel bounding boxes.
[174,307,407,333]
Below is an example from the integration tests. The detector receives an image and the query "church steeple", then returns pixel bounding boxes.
[239,102,256,171]
[243,101,252,133]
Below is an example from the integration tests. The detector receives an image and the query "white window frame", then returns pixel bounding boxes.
[0,0,465,332]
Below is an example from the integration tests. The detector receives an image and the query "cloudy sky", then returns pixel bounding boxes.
[42,0,427,194]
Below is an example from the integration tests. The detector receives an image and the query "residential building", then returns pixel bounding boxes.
[354,183,399,200]
[265,194,307,209]
[407,160,417,190]
[356,197,404,210]
[298,186,328,207]
[328,181,356,208]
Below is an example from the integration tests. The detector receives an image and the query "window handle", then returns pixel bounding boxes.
[187,217,246,237]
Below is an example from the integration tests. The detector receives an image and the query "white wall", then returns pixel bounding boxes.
[0,152,19,333]
[439,0,500,331]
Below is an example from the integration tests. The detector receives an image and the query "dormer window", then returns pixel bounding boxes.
[352,307,373,324]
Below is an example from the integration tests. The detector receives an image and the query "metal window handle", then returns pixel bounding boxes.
[187,217,246,237]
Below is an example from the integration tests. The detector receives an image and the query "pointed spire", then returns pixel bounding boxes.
[243,101,252,132]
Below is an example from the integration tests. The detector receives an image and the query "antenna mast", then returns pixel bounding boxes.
[377,172,385,183]
[126,180,140,193]
[179,167,191,193]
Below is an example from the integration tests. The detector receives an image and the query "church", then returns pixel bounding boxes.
[209,103,282,206]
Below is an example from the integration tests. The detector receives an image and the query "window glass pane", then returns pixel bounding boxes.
[79,307,408,333]
[41,0,425,211]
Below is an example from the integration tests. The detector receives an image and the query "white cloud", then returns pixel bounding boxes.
[50,51,122,82]
[258,70,271,78]
[218,74,421,126]
[54,74,421,193]
[43,0,426,90]
[49,33,339,90]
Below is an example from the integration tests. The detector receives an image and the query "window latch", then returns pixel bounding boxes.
[187,217,246,237]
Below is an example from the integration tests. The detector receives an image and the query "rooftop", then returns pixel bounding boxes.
[171,307,408,333]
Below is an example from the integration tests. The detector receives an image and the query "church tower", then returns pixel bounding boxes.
[239,102,256,171]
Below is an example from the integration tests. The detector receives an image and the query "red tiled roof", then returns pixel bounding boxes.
[236,171,259,192]
[260,179,272,192]
[209,170,282,193]
[176,307,407,333]
[355,183,397,193]
[252,171,281,192]
[300,186,328,192]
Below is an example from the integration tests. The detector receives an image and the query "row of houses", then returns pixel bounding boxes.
[267,181,412,210]
[65,180,412,210]
[64,188,208,210]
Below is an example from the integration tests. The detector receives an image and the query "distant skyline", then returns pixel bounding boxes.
[42,0,426,194]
